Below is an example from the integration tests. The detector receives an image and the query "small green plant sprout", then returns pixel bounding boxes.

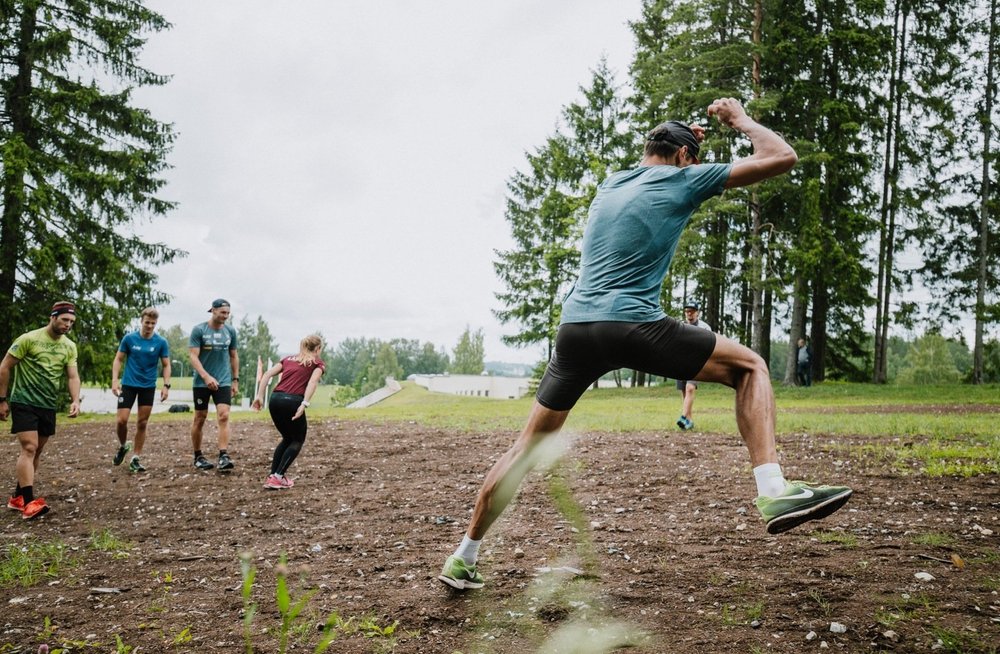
[240,552,258,654]
[275,554,318,654]
[89,529,134,559]
[169,626,193,647]
[114,634,135,653]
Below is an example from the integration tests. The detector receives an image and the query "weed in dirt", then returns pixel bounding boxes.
[169,626,193,647]
[114,634,136,653]
[875,593,937,628]
[0,539,76,587]
[148,569,174,614]
[927,625,998,654]
[89,528,133,559]
[807,590,833,617]
[911,532,957,548]
[979,575,1000,592]
[811,530,858,547]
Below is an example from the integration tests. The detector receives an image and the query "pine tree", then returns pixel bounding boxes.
[0,0,181,380]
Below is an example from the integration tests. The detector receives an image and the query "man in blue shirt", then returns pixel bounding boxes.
[189,298,239,471]
[111,307,171,472]
[440,98,853,590]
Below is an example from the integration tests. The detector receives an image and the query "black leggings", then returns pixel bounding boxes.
[268,392,307,475]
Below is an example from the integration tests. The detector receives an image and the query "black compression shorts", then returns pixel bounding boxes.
[536,317,716,411]
[193,386,232,410]
[118,385,155,409]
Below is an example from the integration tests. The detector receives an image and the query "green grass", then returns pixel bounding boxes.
[910,532,957,548]
[90,528,134,559]
[812,530,858,547]
[0,540,77,587]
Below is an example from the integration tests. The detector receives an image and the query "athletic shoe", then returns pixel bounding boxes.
[7,495,25,512]
[22,498,49,520]
[437,555,485,590]
[755,481,853,535]
[676,415,693,431]
[194,455,215,471]
[113,442,133,466]
[128,456,146,473]
[217,453,234,472]
[279,475,294,488]
[264,474,284,490]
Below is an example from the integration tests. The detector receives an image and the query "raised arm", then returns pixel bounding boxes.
[708,98,797,189]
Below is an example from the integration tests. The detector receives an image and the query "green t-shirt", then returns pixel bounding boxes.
[189,322,238,388]
[8,327,78,410]
[561,163,732,324]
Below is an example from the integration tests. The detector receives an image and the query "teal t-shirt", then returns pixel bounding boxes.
[560,163,731,324]
[189,322,238,388]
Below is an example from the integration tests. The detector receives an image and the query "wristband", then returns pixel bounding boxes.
[163,383,171,389]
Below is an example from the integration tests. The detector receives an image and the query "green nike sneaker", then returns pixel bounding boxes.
[755,481,853,535]
[438,555,485,590]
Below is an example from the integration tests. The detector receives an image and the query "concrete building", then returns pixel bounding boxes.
[410,373,531,400]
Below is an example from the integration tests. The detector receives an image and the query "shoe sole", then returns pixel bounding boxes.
[437,574,484,590]
[195,465,215,471]
[7,504,24,512]
[23,505,50,520]
[765,489,853,535]
[217,466,234,473]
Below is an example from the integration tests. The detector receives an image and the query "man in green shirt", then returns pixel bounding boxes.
[189,298,239,471]
[0,301,81,520]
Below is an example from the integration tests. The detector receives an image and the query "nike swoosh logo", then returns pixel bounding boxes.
[782,489,814,500]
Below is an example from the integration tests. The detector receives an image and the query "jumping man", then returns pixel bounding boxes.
[439,98,853,590]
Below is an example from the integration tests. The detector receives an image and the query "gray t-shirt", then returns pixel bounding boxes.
[561,163,731,324]
[189,322,238,388]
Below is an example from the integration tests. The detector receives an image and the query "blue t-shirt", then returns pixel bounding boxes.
[560,163,732,324]
[118,332,169,388]
[189,322,238,388]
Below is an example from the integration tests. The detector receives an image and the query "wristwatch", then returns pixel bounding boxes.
[233,377,239,382]
[300,400,310,407]
[0,396,7,403]
[163,383,171,389]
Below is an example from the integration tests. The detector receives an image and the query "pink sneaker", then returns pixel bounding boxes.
[279,475,294,488]
[264,474,283,490]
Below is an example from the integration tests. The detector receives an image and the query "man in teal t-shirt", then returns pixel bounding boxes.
[439,98,853,591]
[188,298,239,472]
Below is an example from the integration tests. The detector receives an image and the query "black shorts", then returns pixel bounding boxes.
[536,317,716,411]
[10,402,57,437]
[118,385,155,409]
[193,386,232,410]
[676,379,699,391]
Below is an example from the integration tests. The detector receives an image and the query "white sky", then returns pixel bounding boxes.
[131,1,643,363]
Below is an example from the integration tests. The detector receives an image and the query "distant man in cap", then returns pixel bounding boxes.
[674,301,712,430]
[0,301,80,519]
[188,299,239,471]
[111,307,171,472]
[439,98,852,590]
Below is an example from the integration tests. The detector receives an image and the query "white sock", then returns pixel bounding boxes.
[753,463,787,497]
[454,535,481,566]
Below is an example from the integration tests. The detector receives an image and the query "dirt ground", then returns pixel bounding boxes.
[1,414,998,653]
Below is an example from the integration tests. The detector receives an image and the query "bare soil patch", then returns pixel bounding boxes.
[2,417,998,653]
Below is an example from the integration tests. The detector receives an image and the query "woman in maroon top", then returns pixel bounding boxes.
[252,334,325,489]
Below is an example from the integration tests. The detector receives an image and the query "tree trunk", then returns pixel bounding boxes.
[873,0,901,384]
[811,279,828,383]
[974,0,998,384]
[749,0,766,356]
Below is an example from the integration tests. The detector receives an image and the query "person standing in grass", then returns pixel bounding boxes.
[111,307,171,473]
[252,334,325,489]
[189,298,239,472]
[0,301,81,520]
[439,98,853,591]
[674,300,712,431]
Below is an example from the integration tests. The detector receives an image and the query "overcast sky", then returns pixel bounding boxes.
[131,1,643,363]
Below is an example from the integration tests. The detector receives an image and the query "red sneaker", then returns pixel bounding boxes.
[22,497,49,520]
[7,495,25,511]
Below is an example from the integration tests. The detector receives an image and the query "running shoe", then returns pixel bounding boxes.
[676,415,693,431]
[755,481,853,535]
[217,453,234,471]
[7,495,25,512]
[437,555,485,590]
[279,475,294,488]
[113,442,133,466]
[264,474,284,490]
[22,497,49,520]
[128,456,146,473]
[194,455,215,471]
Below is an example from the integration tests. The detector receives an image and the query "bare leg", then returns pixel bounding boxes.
[467,402,570,540]
[682,383,697,420]
[693,335,777,467]
[191,410,208,452]
[134,405,152,455]
[115,408,131,446]
[16,431,40,487]
[216,404,231,450]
